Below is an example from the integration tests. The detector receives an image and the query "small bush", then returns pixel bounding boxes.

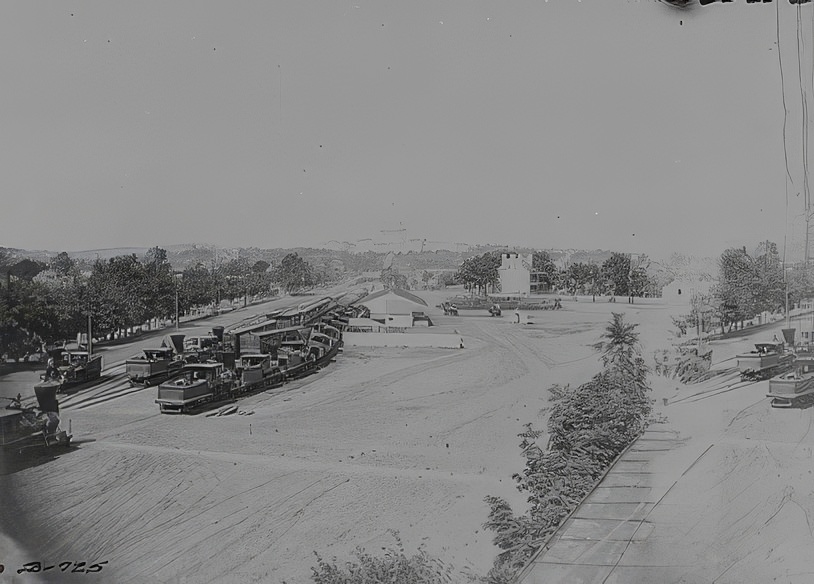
[310,531,464,584]
[654,345,712,383]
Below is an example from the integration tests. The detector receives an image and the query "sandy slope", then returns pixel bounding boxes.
[1,294,615,583]
[4,294,808,583]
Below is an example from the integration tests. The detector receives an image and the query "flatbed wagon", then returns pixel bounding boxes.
[126,347,184,386]
[736,342,794,381]
[767,354,814,408]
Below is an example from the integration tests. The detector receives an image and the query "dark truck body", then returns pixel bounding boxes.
[126,347,184,386]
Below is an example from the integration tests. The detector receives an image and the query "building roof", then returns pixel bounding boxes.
[229,318,278,336]
[359,288,428,307]
[254,326,311,338]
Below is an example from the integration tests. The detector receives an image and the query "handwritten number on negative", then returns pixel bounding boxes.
[17,560,108,574]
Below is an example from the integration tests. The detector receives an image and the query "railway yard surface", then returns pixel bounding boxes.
[1,292,813,583]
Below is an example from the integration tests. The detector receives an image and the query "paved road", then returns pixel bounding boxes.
[515,360,814,584]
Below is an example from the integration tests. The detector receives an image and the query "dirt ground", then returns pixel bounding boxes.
[1,292,808,583]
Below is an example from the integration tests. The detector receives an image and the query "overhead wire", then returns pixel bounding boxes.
[779,1,791,270]
[794,3,811,265]
[798,7,810,246]
[778,0,794,188]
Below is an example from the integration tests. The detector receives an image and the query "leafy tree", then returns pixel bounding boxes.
[600,252,631,296]
[145,246,169,268]
[0,278,57,359]
[593,312,650,405]
[50,276,88,342]
[0,248,10,269]
[380,266,409,290]
[11,279,60,345]
[753,241,785,313]
[712,244,785,332]
[714,247,754,331]
[437,272,457,287]
[786,264,814,310]
[532,251,557,288]
[219,258,252,303]
[252,260,270,274]
[88,255,150,337]
[275,253,313,294]
[180,263,217,311]
[564,262,601,295]
[628,255,652,298]
[456,251,501,296]
[51,252,77,277]
[143,247,175,319]
[249,260,273,297]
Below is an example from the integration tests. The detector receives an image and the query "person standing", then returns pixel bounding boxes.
[45,357,56,380]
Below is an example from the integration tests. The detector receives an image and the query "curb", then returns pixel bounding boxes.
[508,431,646,584]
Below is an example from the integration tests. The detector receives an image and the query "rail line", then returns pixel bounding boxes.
[669,378,763,405]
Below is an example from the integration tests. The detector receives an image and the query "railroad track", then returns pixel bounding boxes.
[60,364,149,411]
[669,376,763,405]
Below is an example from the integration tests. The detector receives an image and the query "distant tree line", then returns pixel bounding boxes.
[0,248,319,360]
[454,250,658,298]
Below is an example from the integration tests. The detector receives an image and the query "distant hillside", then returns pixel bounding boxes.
[0,244,718,283]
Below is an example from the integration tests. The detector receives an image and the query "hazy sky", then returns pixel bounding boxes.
[2,1,813,260]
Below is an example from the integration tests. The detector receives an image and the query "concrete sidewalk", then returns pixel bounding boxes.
[514,424,713,584]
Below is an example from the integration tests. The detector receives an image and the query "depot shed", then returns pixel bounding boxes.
[358,288,429,325]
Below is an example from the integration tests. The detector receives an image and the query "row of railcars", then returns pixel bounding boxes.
[733,340,814,408]
[154,297,348,414]
[38,348,104,394]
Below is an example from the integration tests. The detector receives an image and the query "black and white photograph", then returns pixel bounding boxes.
[2,1,814,582]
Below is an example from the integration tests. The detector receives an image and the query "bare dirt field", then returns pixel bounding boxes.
[2,292,810,583]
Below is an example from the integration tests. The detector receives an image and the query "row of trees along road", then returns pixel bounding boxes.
[455,250,657,298]
[0,248,315,360]
[707,241,814,334]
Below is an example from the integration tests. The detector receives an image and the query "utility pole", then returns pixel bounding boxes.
[170,272,182,329]
[87,308,93,357]
[785,267,791,331]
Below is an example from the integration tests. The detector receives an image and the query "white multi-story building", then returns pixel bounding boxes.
[498,253,532,297]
